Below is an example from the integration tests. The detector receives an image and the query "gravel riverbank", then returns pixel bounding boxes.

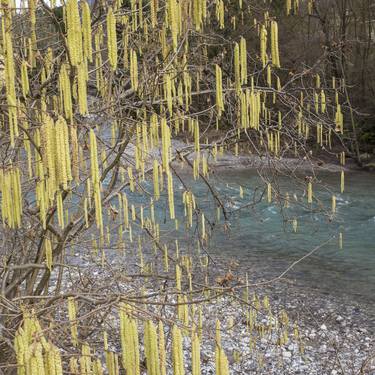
[63,246,375,375]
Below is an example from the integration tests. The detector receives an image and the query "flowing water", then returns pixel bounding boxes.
[106,165,375,304]
[195,169,375,303]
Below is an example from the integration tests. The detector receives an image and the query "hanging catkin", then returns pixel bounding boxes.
[70,125,80,182]
[59,63,73,120]
[332,195,336,214]
[270,20,280,68]
[321,90,326,113]
[130,49,139,91]
[267,182,272,203]
[216,0,224,29]
[172,325,184,375]
[144,320,160,375]
[55,116,73,189]
[21,60,30,97]
[119,304,140,375]
[167,170,175,219]
[14,313,63,375]
[0,166,22,228]
[240,36,247,84]
[77,61,88,115]
[234,42,241,95]
[335,105,343,133]
[307,182,313,203]
[191,330,201,375]
[4,27,18,146]
[215,64,224,116]
[107,7,118,70]
[153,159,160,200]
[161,117,171,172]
[260,25,268,68]
[82,1,93,62]
[167,0,179,50]
[90,129,103,236]
[340,170,344,193]
[158,321,167,375]
[216,347,229,375]
[66,0,83,66]
[150,0,158,27]
[68,297,79,347]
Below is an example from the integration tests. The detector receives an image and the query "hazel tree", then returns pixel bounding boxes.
[0,0,347,372]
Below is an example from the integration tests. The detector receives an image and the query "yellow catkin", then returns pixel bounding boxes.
[321,90,326,113]
[215,64,224,117]
[339,232,343,249]
[307,182,313,203]
[130,49,139,91]
[77,61,88,115]
[70,125,80,182]
[90,129,103,236]
[267,182,272,203]
[234,42,241,95]
[68,297,79,347]
[66,0,83,66]
[167,170,175,219]
[215,319,222,374]
[216,0,224,29]
[107,7,118,70]
[191,330,201,375]
[340,170,345,193]
[94,358,104,375]
[194,120,200,155]
[168,0,179,50]
[260,25,268,68]
[122,193,129,228]
[332,195,336,214]
[0,167,22,228]
[292,218,298,232]
[335,104,344,133]
[45,238,53,271]
[144,320,160,375]
[56,116,73,189]
[153,159,160,200]
[4,27,18,146]
[216,347,229,375]
[161,117,171,172]
[240,36,247,85]
[80,343,92,374]
[158,321,167,375]
[95,27,104,94]
[172,325,184,375]
[82,1,93,62]
[21,60,30,97]
[59,63,73,120]
[150,0,158,27]
[119,304,140,375]
[270,20,280,68]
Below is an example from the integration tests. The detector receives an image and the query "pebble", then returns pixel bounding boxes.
[319,344,327,353]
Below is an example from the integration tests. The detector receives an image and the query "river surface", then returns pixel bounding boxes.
[107,166,375,304]
[191,169,375,303]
